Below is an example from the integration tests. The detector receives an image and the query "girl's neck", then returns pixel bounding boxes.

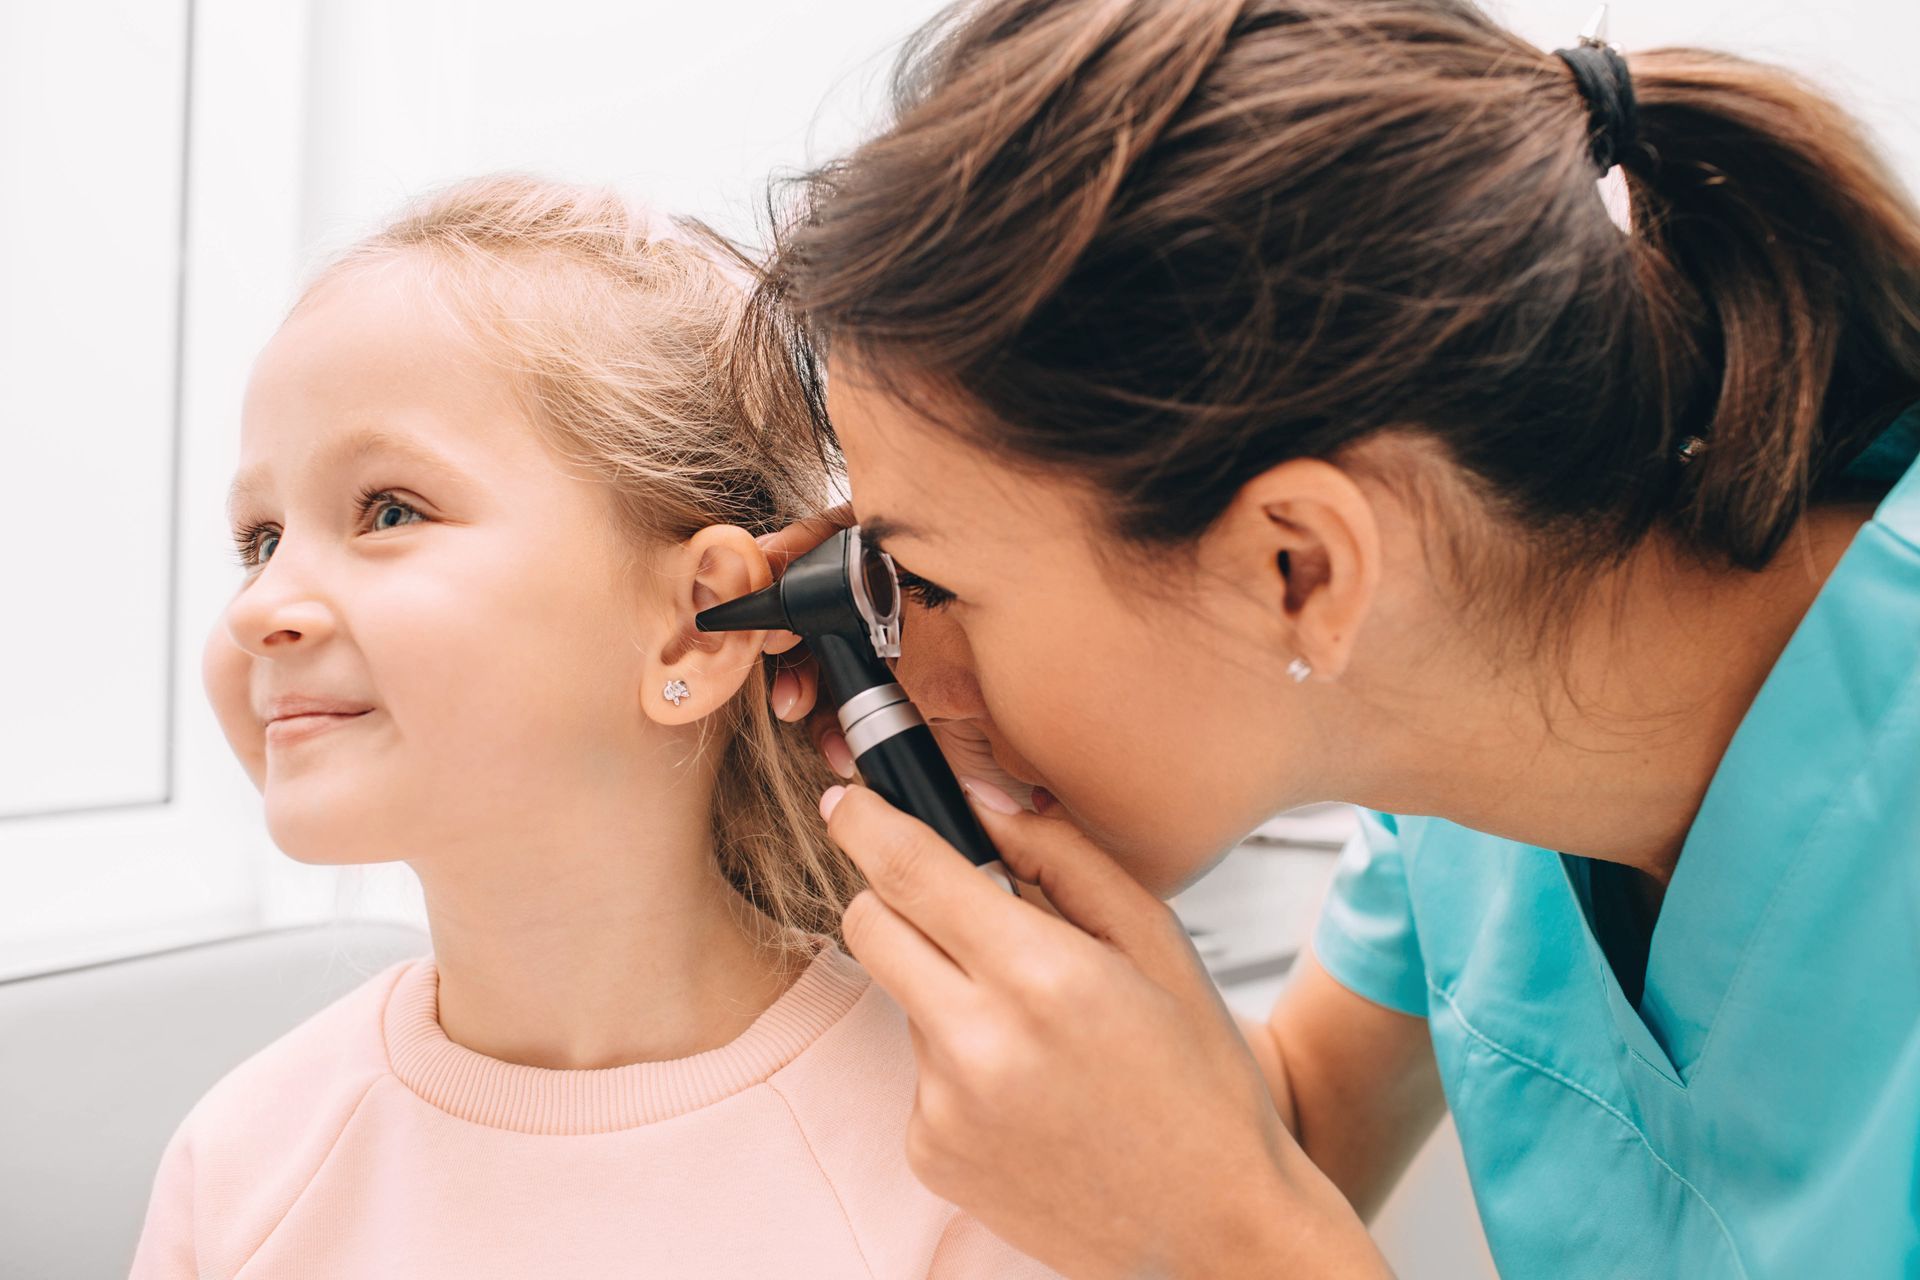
[415,839,806,1071]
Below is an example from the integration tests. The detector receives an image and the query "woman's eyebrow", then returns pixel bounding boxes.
[860,514,927,548]
[226,429,466,520]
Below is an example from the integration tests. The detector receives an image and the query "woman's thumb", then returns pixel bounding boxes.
[960,778,1207,991]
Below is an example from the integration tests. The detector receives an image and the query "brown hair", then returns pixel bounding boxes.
[309,175,861,945]
[763,0,1920,611]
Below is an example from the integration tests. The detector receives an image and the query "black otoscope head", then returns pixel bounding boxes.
[695,528,898,707]
[695,527,1011,887]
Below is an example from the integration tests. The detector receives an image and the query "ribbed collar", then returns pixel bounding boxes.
[381,935,870,1134]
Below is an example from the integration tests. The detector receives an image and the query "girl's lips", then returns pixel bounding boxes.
[265,709,372,746]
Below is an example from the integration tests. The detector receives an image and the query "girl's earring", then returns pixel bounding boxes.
[1286,657,1312,684]
[662,677,692,707]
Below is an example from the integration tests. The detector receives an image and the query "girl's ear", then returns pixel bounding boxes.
[642,524,775,726]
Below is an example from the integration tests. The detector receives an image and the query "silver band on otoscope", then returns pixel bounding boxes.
[837,682,912,731]
[833,675,921,756]
[841,701,926,756]
[837,683,1020,895]
[838,682,923,755]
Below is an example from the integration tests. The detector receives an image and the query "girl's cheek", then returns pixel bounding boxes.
[201,625,265,783]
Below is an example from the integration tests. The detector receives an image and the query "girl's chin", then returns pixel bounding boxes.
[266,833,404,868]
[263,803,402,867]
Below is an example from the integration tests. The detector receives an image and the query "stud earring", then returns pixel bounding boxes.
[662,677,691,707]
[1287,657,1312,683]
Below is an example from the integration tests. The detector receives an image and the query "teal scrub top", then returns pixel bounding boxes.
[1312,409,1920,1279]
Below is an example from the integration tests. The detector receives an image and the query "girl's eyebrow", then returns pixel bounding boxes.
[226,428,466,521]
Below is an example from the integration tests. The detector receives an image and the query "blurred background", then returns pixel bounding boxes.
[2,1,1916,1276]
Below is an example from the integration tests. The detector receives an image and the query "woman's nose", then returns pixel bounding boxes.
[895,608,987,721]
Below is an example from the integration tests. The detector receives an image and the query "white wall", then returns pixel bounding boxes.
[0,0,273,976]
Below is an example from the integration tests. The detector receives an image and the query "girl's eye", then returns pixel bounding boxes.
[228,487,426,570]
[895,567,957,612]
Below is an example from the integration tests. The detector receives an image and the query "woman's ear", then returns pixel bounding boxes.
[1223,459,1382,682]
[642,524,774,726]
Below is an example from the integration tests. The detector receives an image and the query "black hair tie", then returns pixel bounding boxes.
[1553,39,1637,172]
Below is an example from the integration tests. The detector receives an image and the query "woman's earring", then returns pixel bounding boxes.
[662,677,691,707]
[1287,657,1312,684]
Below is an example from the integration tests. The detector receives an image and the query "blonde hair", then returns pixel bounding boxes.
[305,174,860,945]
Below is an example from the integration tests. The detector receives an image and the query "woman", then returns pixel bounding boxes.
[753,0,1920,1275]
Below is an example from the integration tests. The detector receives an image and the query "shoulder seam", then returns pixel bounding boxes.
[927,1205,974,1275]
[767,1078,879,1280]
[229,1074,387,1275]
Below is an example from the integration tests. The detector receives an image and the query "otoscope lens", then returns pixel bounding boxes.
[859,538,897,619]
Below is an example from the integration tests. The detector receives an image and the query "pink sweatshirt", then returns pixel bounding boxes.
[130,937,1057,1278]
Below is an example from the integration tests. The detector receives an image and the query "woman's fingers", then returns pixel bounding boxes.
[767,648,850,775]
[762,628,807,658]
[961,783,1161,939]
[958,779,1215,1000]
[824,785,1053,977]
[756,501,855,574]
[765,647,821,718]
[839,886,973,1017]
[788,654,819,721]
[807,704,856,779]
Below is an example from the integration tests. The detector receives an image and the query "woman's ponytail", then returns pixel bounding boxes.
[1624,48,1920,564]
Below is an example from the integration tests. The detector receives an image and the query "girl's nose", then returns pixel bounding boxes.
[223,558,338,658]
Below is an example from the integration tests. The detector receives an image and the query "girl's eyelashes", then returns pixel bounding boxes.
[895,566,957,612]
[229,485,427,570]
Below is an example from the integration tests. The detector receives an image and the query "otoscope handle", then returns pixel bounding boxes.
[837,690,1017,894]
[855,722,993,859]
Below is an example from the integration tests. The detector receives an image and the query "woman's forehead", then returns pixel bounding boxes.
[828,365,1065,546]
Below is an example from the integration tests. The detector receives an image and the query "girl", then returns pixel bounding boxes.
[131,176,1055,1279]
[757,0,1920,1276]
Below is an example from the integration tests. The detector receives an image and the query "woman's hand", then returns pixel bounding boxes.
[819,779,1391,1279]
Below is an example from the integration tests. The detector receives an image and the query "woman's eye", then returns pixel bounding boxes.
[227,488,425,570]
[896,567,957,612]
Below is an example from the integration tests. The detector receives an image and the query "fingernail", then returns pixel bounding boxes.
[820,785,847,821]
[823,731,856,780]
[771,671,798,718]
[959,775,1020,815]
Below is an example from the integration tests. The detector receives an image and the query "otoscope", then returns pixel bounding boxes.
[695,526,1016,894]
